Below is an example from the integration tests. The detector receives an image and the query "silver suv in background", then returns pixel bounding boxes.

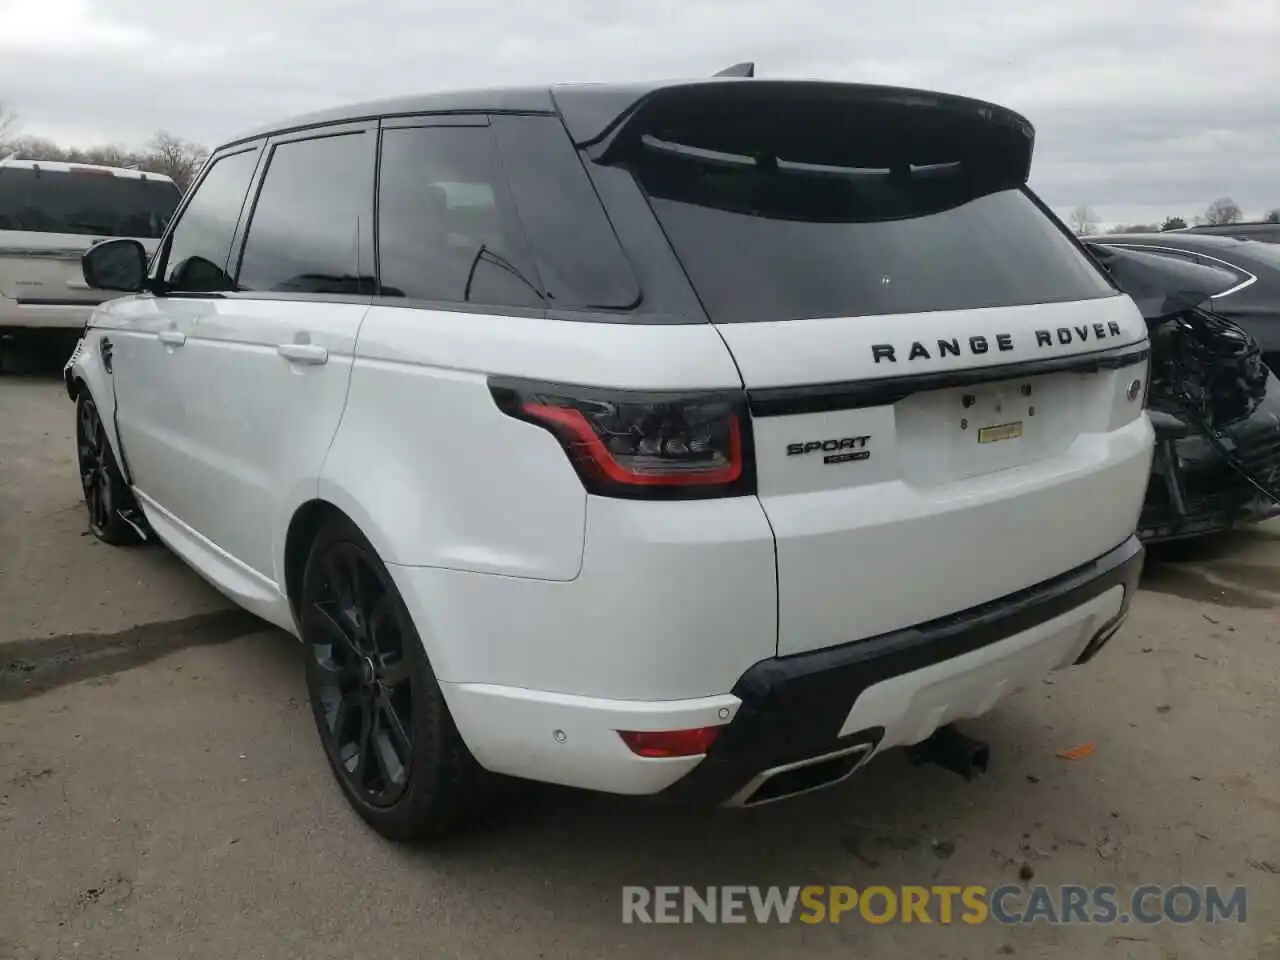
[0,158,181,348]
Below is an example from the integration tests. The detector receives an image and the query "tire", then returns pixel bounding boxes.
[300,515,478,842]
[75,392,142,546]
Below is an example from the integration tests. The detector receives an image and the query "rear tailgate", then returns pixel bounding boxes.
[718,301,1150,654]
[0,230,109,305]
[606,80,1153,656]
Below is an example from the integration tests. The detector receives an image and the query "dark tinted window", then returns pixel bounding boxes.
[491,116,639,309]
[0,167,180,238]
[377,124,544,307]
[164,149,260,292]
[629,137,1114,323]
[237,132,375,294]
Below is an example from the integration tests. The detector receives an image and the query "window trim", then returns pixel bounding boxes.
[150,141,265,296]
[380,114,491,130]
[228,120,379,298]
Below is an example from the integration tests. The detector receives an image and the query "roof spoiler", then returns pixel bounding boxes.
[713,62,755,78]
[559,81,1036,183]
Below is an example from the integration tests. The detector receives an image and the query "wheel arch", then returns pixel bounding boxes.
[68,339,128,485]
[281,495,401,630]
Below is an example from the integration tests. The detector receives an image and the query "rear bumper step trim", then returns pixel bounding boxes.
[748,343,1149,417]
[660,535,1144,804]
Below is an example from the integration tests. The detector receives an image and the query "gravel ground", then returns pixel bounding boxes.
[2,361,1278,960]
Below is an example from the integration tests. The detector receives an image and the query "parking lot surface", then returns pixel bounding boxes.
[2,367,1279,959]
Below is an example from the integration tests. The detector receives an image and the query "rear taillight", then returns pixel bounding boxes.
[489,378,755,499]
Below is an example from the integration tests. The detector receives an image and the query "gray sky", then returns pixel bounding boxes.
[3,0,1278,224]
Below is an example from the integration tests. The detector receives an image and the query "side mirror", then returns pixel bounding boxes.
[82,238,149,293]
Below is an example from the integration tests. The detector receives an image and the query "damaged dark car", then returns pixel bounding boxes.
[1084,240,1280,543]
[1089,232,1280,371]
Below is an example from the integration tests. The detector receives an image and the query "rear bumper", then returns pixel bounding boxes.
[0,297,94,330]
[661,535,1141,805]
[430,536,1143,803]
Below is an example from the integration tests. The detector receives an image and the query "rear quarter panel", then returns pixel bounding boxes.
[319,305,744,580]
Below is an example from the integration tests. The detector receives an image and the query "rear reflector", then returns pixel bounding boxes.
[617,726,723,758]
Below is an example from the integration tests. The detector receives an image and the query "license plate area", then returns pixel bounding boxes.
[978,420,1024,444]
[895,373,1083,485]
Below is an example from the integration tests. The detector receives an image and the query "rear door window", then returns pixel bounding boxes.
[0,166,180,238]
[627,136,1114,323]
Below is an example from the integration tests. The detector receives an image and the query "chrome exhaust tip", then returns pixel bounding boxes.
[727,742,874,808]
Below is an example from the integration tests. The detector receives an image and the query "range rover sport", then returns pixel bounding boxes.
[66,76,1154,841]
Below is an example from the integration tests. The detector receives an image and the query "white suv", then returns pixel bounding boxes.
[0,159,180,337]
[66,77,1154,841]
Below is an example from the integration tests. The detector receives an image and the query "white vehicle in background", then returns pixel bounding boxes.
[0,158,181,346]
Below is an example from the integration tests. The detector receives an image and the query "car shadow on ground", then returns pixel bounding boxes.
[234,619,1152,878]
[223,617,1275,960]
[1141,526,1280,608]
[0,334,77,378]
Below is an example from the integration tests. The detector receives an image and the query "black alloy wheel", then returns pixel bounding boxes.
[307,541,416,807]
[301,517,476,841]
[74,393,139,545]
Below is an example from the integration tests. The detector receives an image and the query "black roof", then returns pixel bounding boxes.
[223,78,1033,154]
[226,86,559,146]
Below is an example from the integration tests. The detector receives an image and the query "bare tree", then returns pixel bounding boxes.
[1069,205,1098,236]
[0,125,211,189]
[144,131,210,192]
[80,144,131,168]
[1,134,64,161]
[0,103,18,148]
[1204,197,1243,226]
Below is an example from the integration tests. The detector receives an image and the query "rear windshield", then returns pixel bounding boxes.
[628,137,1115,323]
[0,167,181,238]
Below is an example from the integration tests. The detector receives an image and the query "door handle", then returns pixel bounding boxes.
[157,330,186,347]
[277,342,328,365]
